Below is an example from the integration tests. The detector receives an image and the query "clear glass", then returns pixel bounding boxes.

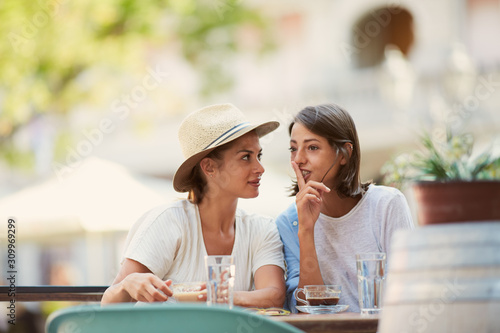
[205,255,235,309]
[294,285,342,306]
[356,252,386,315]
[171,281,205,303]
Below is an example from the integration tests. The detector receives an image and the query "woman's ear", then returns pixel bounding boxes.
[339,143,353,166]
[200,157,216,178]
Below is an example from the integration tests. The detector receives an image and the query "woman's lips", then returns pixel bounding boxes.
[301,169,311,181]
[248,180,261,187]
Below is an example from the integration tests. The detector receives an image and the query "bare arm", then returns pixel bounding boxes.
[101,258,173,305]
[291,161,330,298]
[297,229,324,288]
[233,265,285,308]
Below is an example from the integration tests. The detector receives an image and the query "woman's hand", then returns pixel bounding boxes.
[101,258,173,304]
[291,161,329,288]
[291,161,330,232]
[120,272,173,303]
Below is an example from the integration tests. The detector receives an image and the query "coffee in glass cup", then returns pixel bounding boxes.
[294,285,341,306]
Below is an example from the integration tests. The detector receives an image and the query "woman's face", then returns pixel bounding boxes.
[289,122,340,186]
[210,131,265,199]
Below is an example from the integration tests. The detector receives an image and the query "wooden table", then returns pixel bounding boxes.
[271,312,379,333]
[1,287,378,332]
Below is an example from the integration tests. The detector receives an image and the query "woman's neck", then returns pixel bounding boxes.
[197,195,238,232]
[197,195,238,256]
[320,189,361,218]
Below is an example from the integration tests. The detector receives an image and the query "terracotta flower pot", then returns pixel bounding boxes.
[413,180,500,225]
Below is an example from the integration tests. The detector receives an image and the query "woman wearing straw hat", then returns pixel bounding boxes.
[102,103,286,307]
[276,103,414,312]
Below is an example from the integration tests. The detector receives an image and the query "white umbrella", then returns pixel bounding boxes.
[0,157,179,239]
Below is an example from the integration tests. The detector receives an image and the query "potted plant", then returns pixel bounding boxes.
[382,129,500,225]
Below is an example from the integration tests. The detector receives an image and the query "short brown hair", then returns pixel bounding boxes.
[289,103,370,198]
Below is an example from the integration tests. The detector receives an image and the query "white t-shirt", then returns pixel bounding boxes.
[123,199,285,291]
[313,185,414,312]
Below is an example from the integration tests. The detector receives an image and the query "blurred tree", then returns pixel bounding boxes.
[0,0,273,170]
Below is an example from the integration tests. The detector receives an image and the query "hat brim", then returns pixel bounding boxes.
[173,120,279,192]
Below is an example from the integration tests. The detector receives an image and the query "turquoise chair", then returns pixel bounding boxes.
[46,303,304,333]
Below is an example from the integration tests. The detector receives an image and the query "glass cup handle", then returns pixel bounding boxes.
[294,288,307,305]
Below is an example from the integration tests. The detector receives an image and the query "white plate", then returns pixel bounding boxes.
[296,304,349,314]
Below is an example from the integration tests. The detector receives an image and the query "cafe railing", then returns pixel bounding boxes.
[0,286,108,302]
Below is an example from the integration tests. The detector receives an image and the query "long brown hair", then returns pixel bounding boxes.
[289,103,370,198]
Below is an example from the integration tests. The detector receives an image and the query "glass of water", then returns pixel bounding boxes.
[205,255,235,309]
[356,252,386,315]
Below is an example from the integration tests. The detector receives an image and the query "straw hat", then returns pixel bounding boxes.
[173,103,279,192]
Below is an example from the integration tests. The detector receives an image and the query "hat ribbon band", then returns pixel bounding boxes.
[204,122,251,150]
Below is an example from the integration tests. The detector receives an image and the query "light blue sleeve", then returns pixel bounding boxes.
[275,204,300,312]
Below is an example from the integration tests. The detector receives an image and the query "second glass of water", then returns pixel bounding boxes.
[356,252,386,315]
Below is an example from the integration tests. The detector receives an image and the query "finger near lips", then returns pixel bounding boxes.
[291,161,305,188]
[291,161,331,194]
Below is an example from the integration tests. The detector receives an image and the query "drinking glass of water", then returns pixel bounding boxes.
[205,255,235,309]
[356,252,386,315]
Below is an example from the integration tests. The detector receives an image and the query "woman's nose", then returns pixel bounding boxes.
[293,148,305,165]
[255,159,265,174]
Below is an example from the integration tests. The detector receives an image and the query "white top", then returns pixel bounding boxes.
[313,185,414,312]
[123,199,285,291]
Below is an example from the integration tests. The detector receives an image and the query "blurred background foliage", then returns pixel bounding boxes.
[0,0,273,170]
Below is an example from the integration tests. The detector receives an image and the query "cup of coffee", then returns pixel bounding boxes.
[294,285,341,306]
[172,282,206,303]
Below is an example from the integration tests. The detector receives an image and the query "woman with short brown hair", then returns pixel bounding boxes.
[277,103,414,312]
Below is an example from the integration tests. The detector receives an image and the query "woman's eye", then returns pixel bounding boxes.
[242,155,250,161]
[289,147,297,152]
[257,153,263,161]
[308,146,319,151]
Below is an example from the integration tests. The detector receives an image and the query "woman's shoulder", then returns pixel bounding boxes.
[361,185,410,216]
[134,199,192,230]
[275,202,297,220]
[365,184,406,202]
[275,203,299,239]
[123,199,191,250]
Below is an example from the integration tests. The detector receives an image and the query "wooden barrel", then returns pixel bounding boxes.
[378,222,500,333]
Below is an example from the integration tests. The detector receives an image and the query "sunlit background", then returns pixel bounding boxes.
[1,0,499,331]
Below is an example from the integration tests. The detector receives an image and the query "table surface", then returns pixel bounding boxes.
[271,312,379,333]
[1,286,378,332]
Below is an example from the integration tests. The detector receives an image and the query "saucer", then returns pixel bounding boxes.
[296,304,349,314]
